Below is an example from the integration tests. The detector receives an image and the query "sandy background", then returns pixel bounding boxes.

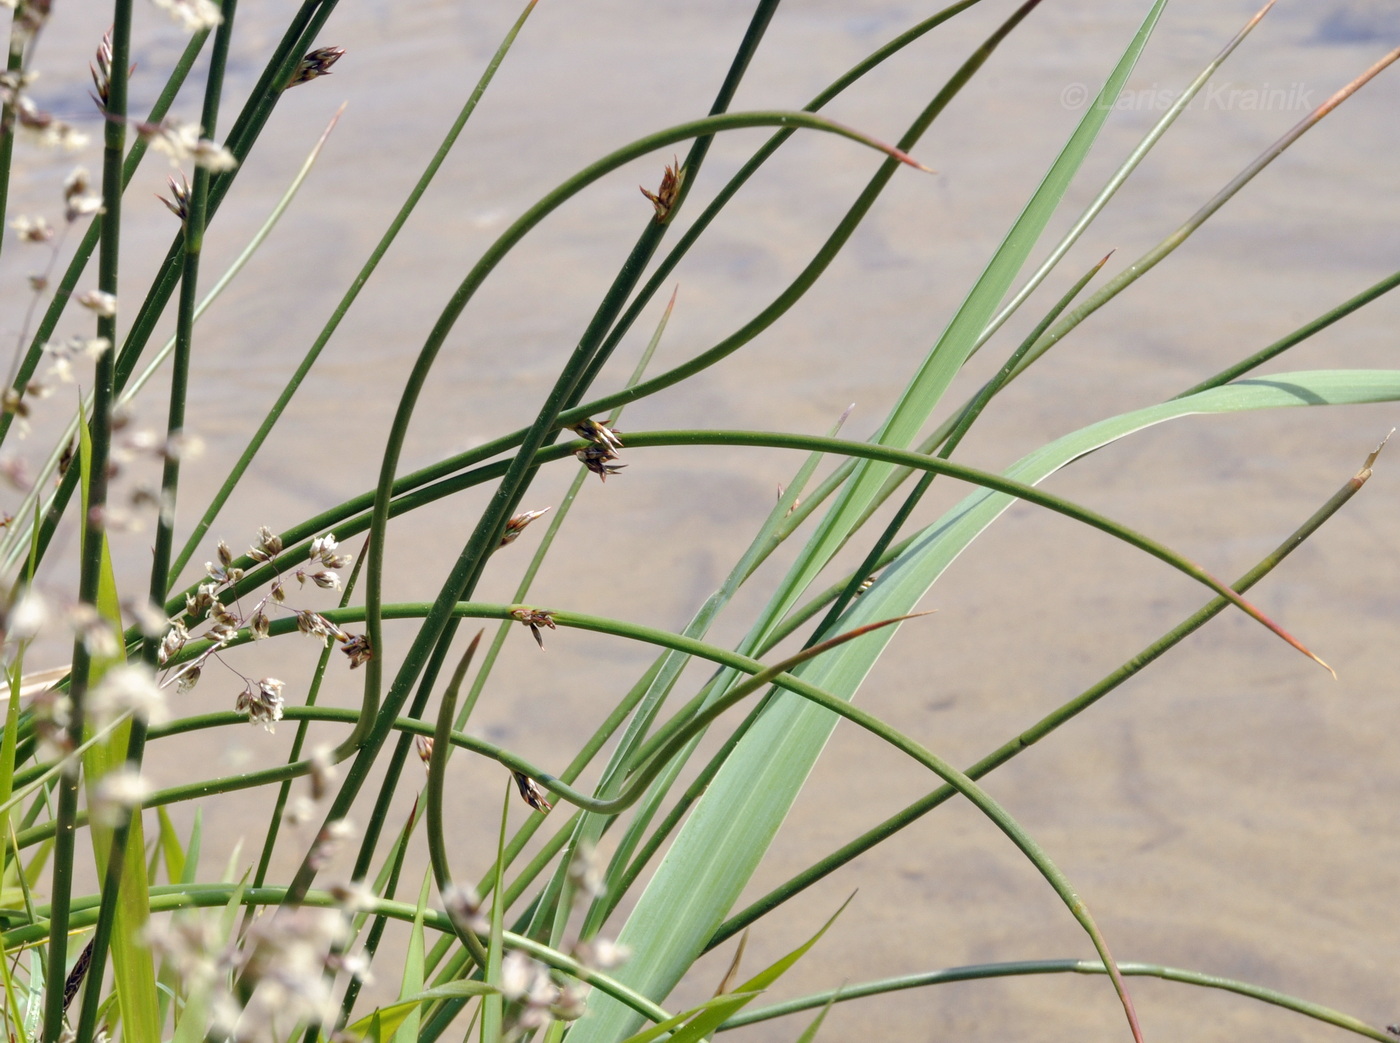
[3,1,1399,1040]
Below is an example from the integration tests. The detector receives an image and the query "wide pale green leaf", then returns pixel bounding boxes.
[577,369,1400,1040]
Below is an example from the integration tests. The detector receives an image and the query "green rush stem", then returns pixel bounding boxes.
[806,255,1109,660]
[150,0,983,603]
[44,4,131,1041]
[146,0,235,625]
[335,803,420,1030]
[566,0,986,418]
[0,15,25,271]
[0,26,207,457]
[77,8,238,1038]
[1176,266,1400,398]
[300,94,881,903]
[253,545,370,893]
[1004,43,1400,386]
[717,959,1393,1040]
[711,453,1376,947]
[12,2,338,573]
[425,635,491,968]
[169,0,540,586]
[559,0,782,406]
[5,887,671,1028]
[345,617,456,886]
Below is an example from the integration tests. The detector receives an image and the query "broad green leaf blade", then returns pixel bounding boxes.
[616,992,760,1043]
[577,368,1399,1041]
[344,983,498,1041]
[392,871,432,1042]
[753,0,1168,647]
[664,897,852,1043]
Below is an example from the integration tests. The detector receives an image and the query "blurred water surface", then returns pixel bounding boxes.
[5,2,1400,1040]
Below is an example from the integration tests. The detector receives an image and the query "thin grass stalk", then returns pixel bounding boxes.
[809,254,1111,656]
[553,0,781,427]
[43,4,130,1038]
[169,0,540,589]
[424,635,490,970]
[252,544,370,892]
[335,800,420,1030]
[0,95,329,582]
[76,10,237,1030]
[712,439,1383,945]
[3,887,671,1027]
[719,959,1393,1041]
[601,430,1329,667]
[1007,43,1400,383]
[974,1,1274,352]
[0,15,28,271]
[577,0,985,393]
[10,3,340,575]
[342,617,456,884]
[282,109,926,909]
[0,25,210,454]
[1176,266,1400,398]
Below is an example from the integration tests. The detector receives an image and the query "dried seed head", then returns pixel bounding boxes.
[249,525,283,562]
[63,167,103,222]
[640,156,685,223]
[68,604,118,657]
[498,507,550,548]
[296,609,340,646]
[308,818,355,870]
[287,46,346,88]
[339,632,372,669]
[575,443,625,482]
[552,982,589,1022]
[89,663,167,726]
[512,771,552,813]
[415,735,434,766]
[136,118,236,171]
[308,746,336,800]
[570,418,623,452]
[208,600,238,628]
[185,582,216,619]
[567,841,605,901]
[149,0,224,34]
[298,568,341,591]
[572,936,631,971]
[443,883,488,936]
[156,172,191,222]
[157,620,189,665]
[510,607,556,650]
[11,214,53,242]
[236,677,285,732]
[92,766,152,826]
[77,289,117,318]
[90,30,113,108]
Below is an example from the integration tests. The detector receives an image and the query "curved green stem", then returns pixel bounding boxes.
[713,446,1378,945]
[717,959,1392,1040]
[3,886,670,1028]
[169,0,540,589]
